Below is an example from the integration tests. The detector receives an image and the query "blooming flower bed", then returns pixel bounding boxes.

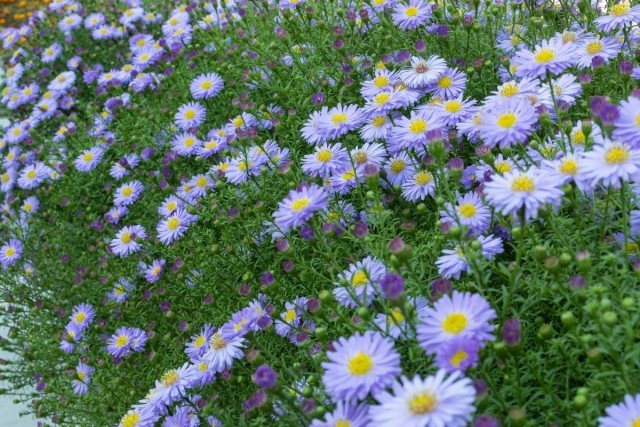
[2,0,640,425]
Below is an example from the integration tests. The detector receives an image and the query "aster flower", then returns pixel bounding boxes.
[71,361,94,395]
[437,97,476,126]
[114,181,145,207]
[301,107,330,145]
[359,114,394,142]
[594,2,640,32]
[157,208,198,245]
[108,278,134,304]
[273,184,328,233]
[374,297,429,339]
[310,401,370,427]
[436,235,504,279]
[440,192,491,234]
[151,363,198,406]
[484,168,564,221]
[302,143,350,178]
[514,38,576,78]
[140,259,166,283]
[384,152,415,186]
[321,331,401,401]
[42,43,63,63]
[107,326,147,358]
[74,146,105,172]
[390,109,446,151]
[427,67,468,99]
[318,104,364,141]
[401,169,436,201]
[105,206,128,225]
[599,393,640,426]
[417,291,496,354]
[275,297,309,340]
[17,162,48,190]
[171,133,201,156]
[399,55,447,89]
[110,225,147,257]
[434,336,481,373]
[613,95,640,148]
[579,140,640,188]
[190,73,224,99]
[360,69,400,98]
[479,97,538,148]
[70,303,94,328]
[186,324,215,362]
[350,142,386,168]
[369,371,476,426]
[202,331,245,372]
[392,0,432,30]
[0,239,23,269]
[175,102,206,131]
[118,406,158,427]
[333,256,387,308]
[575,36,621,69]
[158,196,184,217]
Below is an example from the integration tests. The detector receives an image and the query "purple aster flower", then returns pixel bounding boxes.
[302,143,350,178]
[321,331,401,401]
[613,95,640,148]
[479,97,537,148]
[273,184,328,233]
[514,38,576,78]
[333,256,387,308]
[110,225,146,257]
[71,361,94,395]
[392,0,432,30]
[417,291,496,354]
[369,371,476,426]
[175,102,206,131]
[599,393,640,426]
[310,401,370,427]
[434,336,481,373]
[0,239,22,269]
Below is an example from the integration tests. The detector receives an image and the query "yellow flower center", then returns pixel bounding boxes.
[586,41,603,55]
[120,232,132,244]
[194,335,206,349]
[438,76,453,89]
[534,48,555,64]
[285,308,297,322]
[166,201,177,211]
[5,248,15,257]
[390,159,405,174]
[374,92,390,105]
[1,174,8,183]
[342,169,356,180]
[167,217,180,231]
[120,412,141,427]
[184,137,195,148]
[122,186,133,197]
[611,3,630,16]
[373,75,389,88]
[75,312,86,323]
[201,81,212,90]
[559,158,578,175]
[571,130,585,145]
[347,352,373,376]
[442,312,468,334]
[233,117,244,128]
[26,170,37,180]
[409,118,428,134]
[169,17,178,25]
[316,149,333,163]
[161,369,179,387]
[83,153,94,162]
[458,203,477,218]
[210,333,227,350]
[197,176,207,187]
[115,335,128,347]
[388,308,405,325]
[351,270,369,286]
[511,175,536,192]
[291,197,310,211]
[562,31,578,43]
[604,145,630,165]
[497,112,517,129]
[415,171,433,186]
[444,100,462,114]
[335,420,351,427]
[450,350,469,367]
[405,6,419,17]
[408,391,438,415]
[332,113,348,125]
[184,110,196,120]
[345,151,365,166]
[372,115,387,127]
[635,114,640,127]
